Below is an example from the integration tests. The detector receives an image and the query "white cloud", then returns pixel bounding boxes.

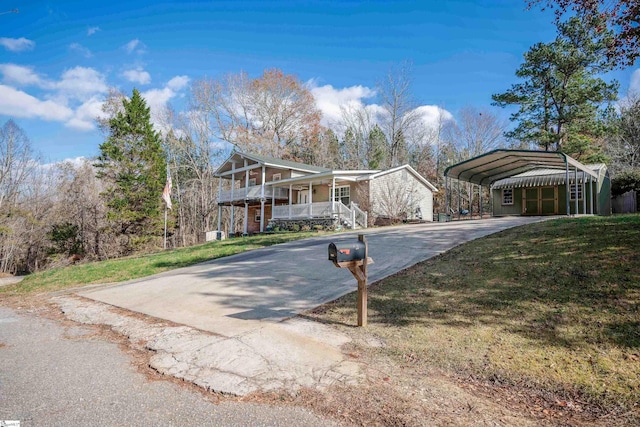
[123,39,146,54]
[0,37,35,52]
[167,75,189,91]
[54,66,108,102]
[87,26,100,36]
[0,64,46,87]
[122,67,151,85]
[413,105,454,128]
[629,68,640,95]
[141,76,190,131]
[0,85,73,121]
[69,43,93,58]
[65,96,106,131]
[310,83,377,126]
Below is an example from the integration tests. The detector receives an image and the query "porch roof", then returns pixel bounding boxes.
[268,169,380,187]
[214,151,330,177]
[444,149,598,186]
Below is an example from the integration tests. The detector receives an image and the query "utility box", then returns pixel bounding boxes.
[328,240,366,263]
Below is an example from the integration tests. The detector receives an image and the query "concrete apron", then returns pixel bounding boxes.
[58,216,548,396]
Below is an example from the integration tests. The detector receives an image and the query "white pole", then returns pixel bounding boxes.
[163,206,168,249]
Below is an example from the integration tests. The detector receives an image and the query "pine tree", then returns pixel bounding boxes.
[95,89,167,254]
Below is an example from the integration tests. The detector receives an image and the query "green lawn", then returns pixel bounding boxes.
[310,215,640,417]
[1,232,320,295]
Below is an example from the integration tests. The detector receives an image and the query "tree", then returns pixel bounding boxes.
[443,107,508,159]
[189,69,324,161]
[492,17,618,161]
[377,62,425,167]
[529,0,639,66]
[605,92,640,176]
[95,89,168,254]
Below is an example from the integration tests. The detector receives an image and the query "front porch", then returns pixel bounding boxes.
[270,201,368,229]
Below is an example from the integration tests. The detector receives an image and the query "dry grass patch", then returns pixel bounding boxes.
[309,215,640,423]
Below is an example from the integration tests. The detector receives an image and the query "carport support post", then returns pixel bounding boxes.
[574,167,579,215]
[444,176,448,219]
[582,174,586,215]
[479,184,483,219]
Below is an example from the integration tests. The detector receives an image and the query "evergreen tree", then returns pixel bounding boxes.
[95,89,167,254]
[367,125,387,169]
[492,17,618,161]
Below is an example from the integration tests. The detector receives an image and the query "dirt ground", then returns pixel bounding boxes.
[1,293,631,427]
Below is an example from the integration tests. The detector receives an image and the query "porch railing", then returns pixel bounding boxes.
[271,201,367,229]
[351,202,368,228]
[219,186,289,203]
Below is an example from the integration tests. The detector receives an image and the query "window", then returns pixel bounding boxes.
[254,211,261,222]
[570,184,583,200]
[334,186,350,205]
[502,188,513,205]
[272,173,281,181]
[248,178,257,186]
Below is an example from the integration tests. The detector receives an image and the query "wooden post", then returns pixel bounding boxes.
[330,234,372,327]
[348,234,368,326]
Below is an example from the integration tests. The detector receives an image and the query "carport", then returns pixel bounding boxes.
[443,150,601,218]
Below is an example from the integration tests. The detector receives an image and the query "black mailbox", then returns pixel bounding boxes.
[328,240,366,263]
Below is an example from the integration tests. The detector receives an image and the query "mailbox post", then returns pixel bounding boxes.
[328,234,373,327]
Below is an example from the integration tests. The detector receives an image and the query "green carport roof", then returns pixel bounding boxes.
[443,149,598,186]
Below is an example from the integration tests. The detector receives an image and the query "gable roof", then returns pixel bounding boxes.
[444,149,599,186]
[367,164,438,192]
[215,150,330,176]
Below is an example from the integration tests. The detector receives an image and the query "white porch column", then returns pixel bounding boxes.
[243,161,249,235]
[230,170,235,234]
[331,178,336,215]
[217,178,222,233]
[260,166,266,232]
[309,181,313,218]
[288,184,292,219]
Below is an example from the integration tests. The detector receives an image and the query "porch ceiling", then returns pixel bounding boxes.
[443,149,598,186]
[268,170,378,187]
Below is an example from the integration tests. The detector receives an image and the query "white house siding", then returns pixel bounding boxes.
[369,168,434,222]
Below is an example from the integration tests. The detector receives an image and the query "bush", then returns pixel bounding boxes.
[612,169,640,197]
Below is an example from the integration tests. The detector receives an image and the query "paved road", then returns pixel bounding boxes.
[0,305,335,427]
[81,217,546,336]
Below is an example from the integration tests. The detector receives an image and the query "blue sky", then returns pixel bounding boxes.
[1,0,637,163]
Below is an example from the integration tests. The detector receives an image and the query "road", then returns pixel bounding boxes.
[0,305,335,426]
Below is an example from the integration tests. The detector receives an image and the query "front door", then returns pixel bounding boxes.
[523,188,539,215]
[298,190,309,205]
[522,187,558,215]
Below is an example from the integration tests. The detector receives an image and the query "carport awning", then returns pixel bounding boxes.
[444,149,598,186]
[492,169,590,190]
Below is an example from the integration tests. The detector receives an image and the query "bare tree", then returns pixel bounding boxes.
[443,106,508,161]
[606,92,640,176]
[189,69,324,160]
[377,62,424,167]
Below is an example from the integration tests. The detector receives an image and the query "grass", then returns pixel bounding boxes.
[1,232,321,295]
[310,215,640,417]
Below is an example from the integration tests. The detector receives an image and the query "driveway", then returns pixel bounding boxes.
[80,216,546,336]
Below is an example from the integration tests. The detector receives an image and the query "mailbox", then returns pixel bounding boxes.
[328,240,366,263]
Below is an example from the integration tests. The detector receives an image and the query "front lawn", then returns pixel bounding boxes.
[310,215,640,420]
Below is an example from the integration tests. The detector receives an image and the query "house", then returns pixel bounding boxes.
[214,151,437,236]
[444,149,611,218]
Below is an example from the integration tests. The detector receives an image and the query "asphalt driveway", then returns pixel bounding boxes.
[80,216,547,336]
